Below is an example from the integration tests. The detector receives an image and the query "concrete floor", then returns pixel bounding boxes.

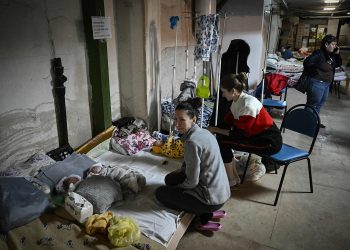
[177,87,350,250]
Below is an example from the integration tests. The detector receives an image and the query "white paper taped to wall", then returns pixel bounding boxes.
[91,16,112,39]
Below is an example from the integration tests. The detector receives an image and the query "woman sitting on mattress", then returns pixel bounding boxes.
[155,98,231,231]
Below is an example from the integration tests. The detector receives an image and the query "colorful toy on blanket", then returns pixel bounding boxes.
[161,136,184,158]
[151,140,164,154]
[151,131,184,158]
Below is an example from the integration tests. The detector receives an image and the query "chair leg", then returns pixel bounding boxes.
[274,162,278,174]
[273,164,288,206]
[307,158,313,193]
[240,153,251,184]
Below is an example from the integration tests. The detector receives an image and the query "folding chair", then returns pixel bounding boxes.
[255,73,289,115]
[262,88,287,115]
[241,104,320,206]
[262,73,289,115]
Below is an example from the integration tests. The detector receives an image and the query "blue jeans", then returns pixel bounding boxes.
[306,78,330,114]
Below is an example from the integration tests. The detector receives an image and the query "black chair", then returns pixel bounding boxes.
[241,104,320,206]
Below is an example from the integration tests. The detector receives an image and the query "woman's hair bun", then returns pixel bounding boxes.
[188,97,202,109]
[236,72,248,83]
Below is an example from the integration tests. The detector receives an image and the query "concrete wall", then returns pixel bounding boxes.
[0,0,92,170]
[158,0,265,95]
[0,0,267,170]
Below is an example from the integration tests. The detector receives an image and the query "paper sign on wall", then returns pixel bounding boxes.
[91,16,112,39]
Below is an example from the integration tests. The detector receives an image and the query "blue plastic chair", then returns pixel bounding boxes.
[262,87,288,115]
[241,104,320,206]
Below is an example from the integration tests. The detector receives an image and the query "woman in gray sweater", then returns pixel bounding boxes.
[155,98,231,231]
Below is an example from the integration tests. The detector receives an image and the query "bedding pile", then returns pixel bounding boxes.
[266,53,303,73]
[1,128,187,248]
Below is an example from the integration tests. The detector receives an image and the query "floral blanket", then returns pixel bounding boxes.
[3,208,164,250]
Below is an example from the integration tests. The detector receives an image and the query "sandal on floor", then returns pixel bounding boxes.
[212,210,227,219]
[195,221,222,231]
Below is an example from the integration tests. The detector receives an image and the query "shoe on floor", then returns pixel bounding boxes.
[320,124,326,128]
[195,221,222,231]
[229,178,241,187]
[212,210,227,219]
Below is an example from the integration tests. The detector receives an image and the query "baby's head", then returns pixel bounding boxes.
[88,163,106,176]
[63,176,80,189]
[56,174,82,194]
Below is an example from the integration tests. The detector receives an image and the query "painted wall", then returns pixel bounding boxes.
[219,0,265,87]
[105,0,121,121]
[115,0,147,120]
[327,19,339,37]
[0,0,93,170]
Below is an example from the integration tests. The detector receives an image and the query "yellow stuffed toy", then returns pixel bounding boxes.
[161,136,184,158]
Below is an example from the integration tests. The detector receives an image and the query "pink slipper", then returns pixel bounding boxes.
[195,221,222,231]
[212,210,227,219]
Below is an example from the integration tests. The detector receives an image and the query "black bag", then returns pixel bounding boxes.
[294,72,310,94]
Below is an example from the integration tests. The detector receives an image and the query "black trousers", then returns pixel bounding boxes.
[155,170,223,224]
[219,123,282,163]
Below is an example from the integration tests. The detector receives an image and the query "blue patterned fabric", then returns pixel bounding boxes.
[161,99,214,129]
[194,14,219,61]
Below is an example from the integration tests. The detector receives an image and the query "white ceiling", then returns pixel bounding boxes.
[282,0,350,18]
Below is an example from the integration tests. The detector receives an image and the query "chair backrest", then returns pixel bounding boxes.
[280,104,320,153]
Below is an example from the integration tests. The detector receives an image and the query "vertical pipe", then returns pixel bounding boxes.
[214,14,226,126]
[170,21,179,135]
[261,5,273,103]
[52,57,69,147]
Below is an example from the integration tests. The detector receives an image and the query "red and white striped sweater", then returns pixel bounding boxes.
[224,93,273,137]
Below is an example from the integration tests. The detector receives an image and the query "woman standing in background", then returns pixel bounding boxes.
[303,34,342,128]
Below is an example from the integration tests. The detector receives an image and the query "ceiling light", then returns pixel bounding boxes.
[324,0,339,3]
[348,12,350,15]
[323,7,336,11]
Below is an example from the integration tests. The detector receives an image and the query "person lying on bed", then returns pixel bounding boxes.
[155,98,231,231]
[87,163,146,200]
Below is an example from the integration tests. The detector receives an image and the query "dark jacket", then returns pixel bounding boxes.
[210,39,250,127]
[303,48,342,84]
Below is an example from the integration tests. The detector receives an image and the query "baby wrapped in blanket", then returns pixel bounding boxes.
[88,163,146,200]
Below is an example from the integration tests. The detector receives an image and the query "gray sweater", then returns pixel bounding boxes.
[177,124,231,205]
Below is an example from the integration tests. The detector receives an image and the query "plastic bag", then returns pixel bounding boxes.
[108,216,141,247]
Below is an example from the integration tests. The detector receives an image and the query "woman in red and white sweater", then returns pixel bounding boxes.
[208,73,282,187]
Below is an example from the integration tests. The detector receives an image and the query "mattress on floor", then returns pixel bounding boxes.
[87,140,184,245]
[4,126,194,250]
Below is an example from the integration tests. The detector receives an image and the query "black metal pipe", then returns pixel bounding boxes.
[52,57,69,147]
